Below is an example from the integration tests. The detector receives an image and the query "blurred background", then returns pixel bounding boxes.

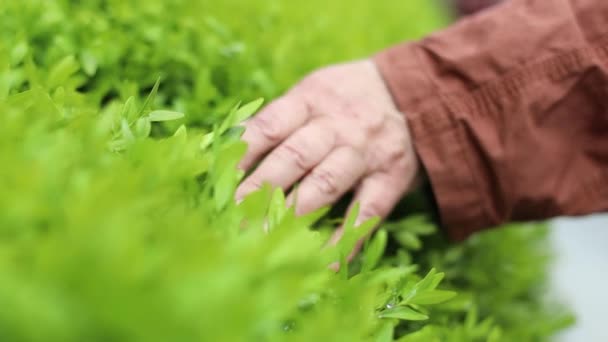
[551,216,608,341]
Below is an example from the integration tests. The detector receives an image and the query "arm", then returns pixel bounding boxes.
[375,0,608,240]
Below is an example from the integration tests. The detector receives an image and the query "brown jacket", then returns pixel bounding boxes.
[374,0,608,240]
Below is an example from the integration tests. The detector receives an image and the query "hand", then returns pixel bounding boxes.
[236,59,421,245]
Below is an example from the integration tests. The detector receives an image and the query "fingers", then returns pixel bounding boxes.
[328,171,406,246]
[239,96,311,171]
[236,120,336,200]
[288,146,365,215]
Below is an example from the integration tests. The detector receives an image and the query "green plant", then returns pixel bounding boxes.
[0,0,572,341]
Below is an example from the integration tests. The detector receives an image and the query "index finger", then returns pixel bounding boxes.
[239,95,311,171]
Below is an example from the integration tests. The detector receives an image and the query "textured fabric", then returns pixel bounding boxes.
[375,0,608,240]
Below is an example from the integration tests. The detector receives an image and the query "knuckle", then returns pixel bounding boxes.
[366,113,386,133]
[385,144,408,165]
[358,110,385,135]
[337,103,386,136]
[276,142,310,171]
[244,177,264,191]
[366,143,406,172]
[251,114,283,142]
[309,168,339,195]
[376,131,409,166]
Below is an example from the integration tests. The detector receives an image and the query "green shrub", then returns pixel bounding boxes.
[0,0,573,341]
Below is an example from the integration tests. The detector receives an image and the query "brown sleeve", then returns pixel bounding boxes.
[374,0,608,241]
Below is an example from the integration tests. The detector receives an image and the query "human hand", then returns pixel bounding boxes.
[236,59,421,246]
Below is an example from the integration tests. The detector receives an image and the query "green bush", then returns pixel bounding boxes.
[0,0,573,341]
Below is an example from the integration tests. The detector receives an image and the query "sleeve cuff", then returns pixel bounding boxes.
[374,43,492,241]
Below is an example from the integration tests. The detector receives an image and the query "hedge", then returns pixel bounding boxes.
[0,0,573,341]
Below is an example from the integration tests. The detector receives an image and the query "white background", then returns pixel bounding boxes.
[551,215,608,341]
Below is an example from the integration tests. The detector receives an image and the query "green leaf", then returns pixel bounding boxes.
[343,202,360,231]
[380,306,428,321]
[139,77,161,115]
[80,51,98,76]
[148,110,185,122]
[373,321,394,342]
[215,169,236,212]
[409,290,457,305]
[417,268,439,291]
[47,55,79,89]
[120,96,136,124]
[237,184,272,229]
[362,229,387,272]
[135,117,151,138]
[218,98,264,136]
[369,265,418,286]
[395,231,421,250]
[173,124,187,137]
[267,188,286,230]
[10,40,28,65]
[235,98,263,123]
[427,273,445,291]
[465,306,478,330]
[298,206,330,227]
[213,142,247,211]
[120,118,134,142]
[200,132,214,150]
[337,215,379,259]
[488,327,503,342]
[218,102,240,134]
[397,326,441,342]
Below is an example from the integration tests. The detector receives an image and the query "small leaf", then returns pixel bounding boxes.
[427,273,445,291]
[200,132,214,150]
[148,110,184,122]
[417,268,438,291]
[298,206,330,228]
[395,231,421,250]
[237,184,272,229]
[10,41,28,65]
[80,51,98,76]
[213,142,247,211]
[343,202,360,231]
[121,96,135,122]
[173,124,187,137]
[369,265,417,286]
[120,118,134,142]
[373,321,394,342]
[235,98,263,122]
[488,327,503,342]
[135,117,151,138]
[465,306,478,330]
[139,77,161,115]
[47,55,79,89]
[215,169,237,211]
[268,188,286,230]
[337,214,378,258]
[409,290,457,305]
[218,98,264,135]
[362,229,387,272]
[401,268,446,305]
[218,102,240,134]
[380,306,428,321]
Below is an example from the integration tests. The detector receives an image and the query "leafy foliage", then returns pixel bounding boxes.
[0,0,572,341]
